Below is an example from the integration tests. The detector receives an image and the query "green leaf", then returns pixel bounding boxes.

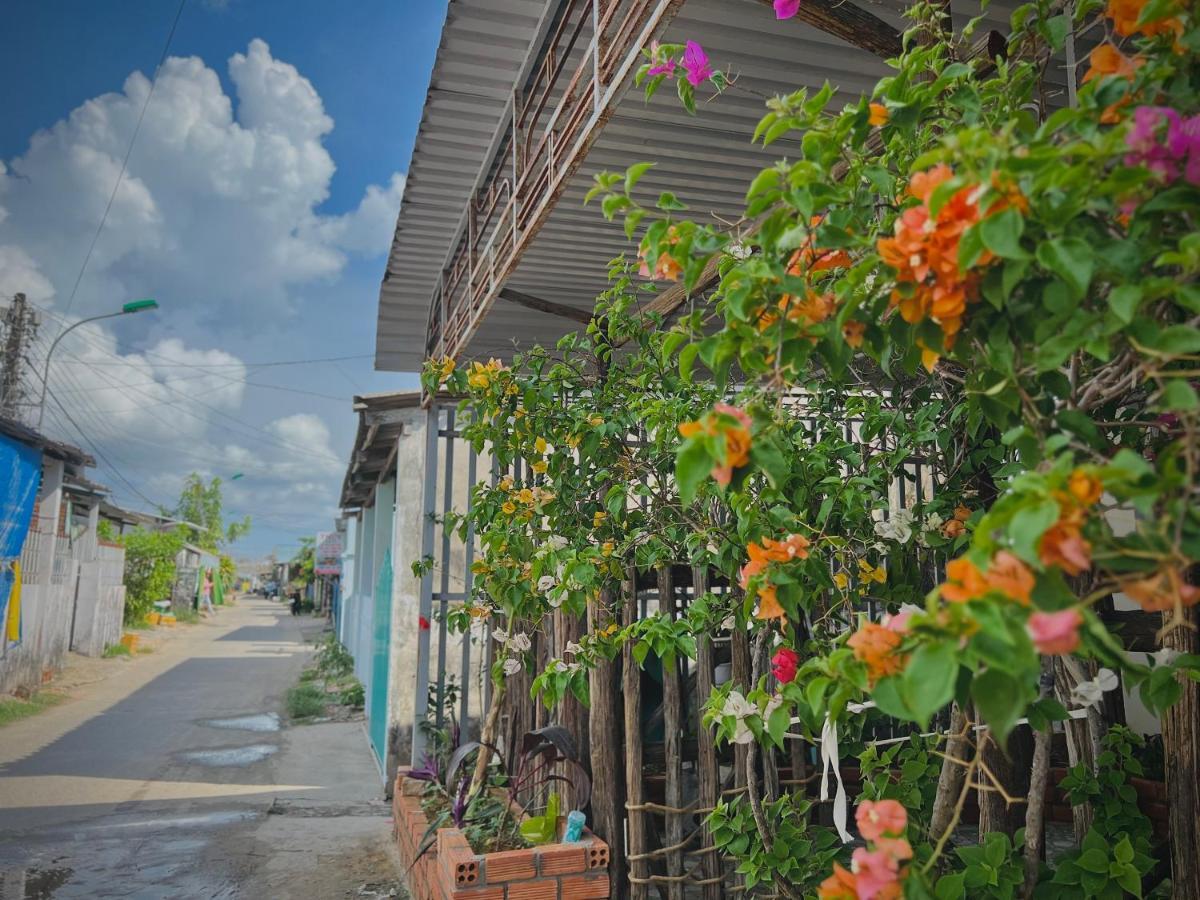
[1107,284,1141,324]
[1159,379,1199,411]
[980,208,1028,259]
[625,162,654,196]
[1036,237,1094,300]
[676,440,712,505]
[935,872,966,900]
[1113,836,1134,865]
[1009,498,1060,563]
[899,641,958,726]
[971,668,1028,746]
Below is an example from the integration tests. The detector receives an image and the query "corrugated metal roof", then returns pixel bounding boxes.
[376,0,1076,371]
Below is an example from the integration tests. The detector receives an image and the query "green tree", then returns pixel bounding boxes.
[121,527,185,624]
[291,537,315,587]
[165,474,251,551]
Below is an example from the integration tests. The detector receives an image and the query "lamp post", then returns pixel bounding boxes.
[37,298,159,429]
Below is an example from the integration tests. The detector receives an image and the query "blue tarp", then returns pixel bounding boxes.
[0,433,43,647]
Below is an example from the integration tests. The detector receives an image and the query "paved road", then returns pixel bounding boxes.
[0,596,398,899]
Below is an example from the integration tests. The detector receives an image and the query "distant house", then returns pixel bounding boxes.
[0,417,127,692]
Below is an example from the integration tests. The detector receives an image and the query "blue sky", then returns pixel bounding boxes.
[2,0,446,215]
[0,0,448,560]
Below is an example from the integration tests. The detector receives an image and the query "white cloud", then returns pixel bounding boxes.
[0,39,405,550]
[0,39,402,326]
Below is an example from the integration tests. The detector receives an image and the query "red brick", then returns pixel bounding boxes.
[506,880,559,900]
[448,887,504,900]
[583,839,609,871]
[538,845,586,876]
[559,874,609,899]
[438,831,480,888]
[481,848,537,883]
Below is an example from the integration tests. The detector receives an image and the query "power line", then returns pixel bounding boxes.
[46,388,164,510]
[31,317,346,464]
[60,0,188,317]
[54,352,375,369]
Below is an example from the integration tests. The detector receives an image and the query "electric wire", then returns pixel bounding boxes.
[60,0,188,317]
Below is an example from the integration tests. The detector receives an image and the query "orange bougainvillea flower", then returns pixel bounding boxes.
[739,534,811,623]
[941,557,989,603]
[1106,0,1182,39]
[878,166,1003,349]
[1120,568,1200,613]
[638,226,683,281]
[1039,521,1093,576]
[755,584,787,621]
[818,863,858,899]
[941,518,966,539]
[848,621,906,684]
[953,505,971,521]
[869,103,890,126]
[679,403,753,487]
[843,320,866,348]
[1067,469,1103,507]
[985,551,1035,606]
[1083,43,1141,123]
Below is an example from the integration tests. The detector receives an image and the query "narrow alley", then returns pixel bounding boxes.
[0,596,400,899]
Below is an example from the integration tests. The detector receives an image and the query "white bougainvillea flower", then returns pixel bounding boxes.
[509,632,532,652]
[873,509,914,545]
[565,641,583,655]
[502,657,522,676]
[1151,648,1179,667]
[1071,667,1119,708]
[537,575,556,591]
[492,627,509,644]
[721,690,758,744]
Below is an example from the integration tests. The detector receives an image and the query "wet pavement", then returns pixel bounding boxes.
[0,596,397,898]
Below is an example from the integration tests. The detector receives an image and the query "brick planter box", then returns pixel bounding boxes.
[393,767,611,900]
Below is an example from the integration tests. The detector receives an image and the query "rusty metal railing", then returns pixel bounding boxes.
[424,0,683,371]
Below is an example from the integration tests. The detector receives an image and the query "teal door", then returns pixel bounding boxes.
[368,549,392,766]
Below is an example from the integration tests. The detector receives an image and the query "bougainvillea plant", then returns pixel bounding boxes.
[422,0,1200,895]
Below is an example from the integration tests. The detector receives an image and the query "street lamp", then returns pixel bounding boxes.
[37,298,159,428]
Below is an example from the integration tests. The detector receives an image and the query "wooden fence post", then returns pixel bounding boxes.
[623,568,647,900]
[692,567,722,900]
[659,565,684,900]
[589,583,625,895]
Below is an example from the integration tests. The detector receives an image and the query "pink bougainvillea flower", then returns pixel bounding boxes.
[646,40,677,77]
[774,0,801,18]
[682,41,713,86]
[771,646,800,684]
[856,799,907,841]
[1027,609,1083,655]
[1125,106,1200,186]
[851,847,901,899]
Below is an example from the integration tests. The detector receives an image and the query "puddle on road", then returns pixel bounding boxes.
[181,744,277,766]
[202,712,281,733]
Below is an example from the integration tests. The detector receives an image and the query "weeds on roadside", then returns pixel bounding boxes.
[0,691,64,727]
[286,682,327,720]
[102,643,132,658]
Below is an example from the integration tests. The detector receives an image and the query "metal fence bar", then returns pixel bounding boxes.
[411,402,441,767]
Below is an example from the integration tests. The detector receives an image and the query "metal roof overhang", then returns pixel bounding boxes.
[375,0,1069,373]
[339,391,429,510]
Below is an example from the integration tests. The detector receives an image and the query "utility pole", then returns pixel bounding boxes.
[0,293,41,425]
